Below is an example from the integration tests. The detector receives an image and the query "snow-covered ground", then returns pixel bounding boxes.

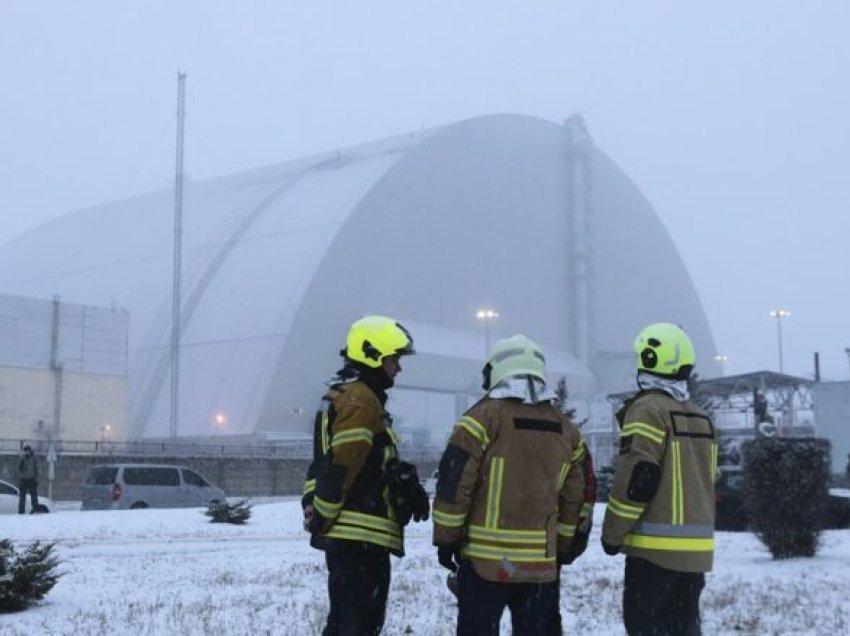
[2,500,849,635]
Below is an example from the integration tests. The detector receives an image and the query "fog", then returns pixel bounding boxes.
[1,1,848,380]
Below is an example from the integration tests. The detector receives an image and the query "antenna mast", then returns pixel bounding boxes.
[169,71,187,440]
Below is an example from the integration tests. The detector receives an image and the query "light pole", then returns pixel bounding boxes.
[476,308,499,356]
[769,309,790,373]
[714,354,729,376]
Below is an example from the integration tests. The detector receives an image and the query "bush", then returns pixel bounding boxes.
[204,499,252,524]
[0,540,61,613]
[741,437,831,559]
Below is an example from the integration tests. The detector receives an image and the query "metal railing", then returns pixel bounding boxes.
[0,438,313,459]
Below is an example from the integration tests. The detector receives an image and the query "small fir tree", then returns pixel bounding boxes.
[554,376,588,428]
[204,499,253,524]
[0,540,61,613]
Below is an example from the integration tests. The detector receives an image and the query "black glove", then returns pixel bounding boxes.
[558,528,590,566]
[386,460,430,525]
[601,538,621,556]
[437,544,462,573]
[410,482,430,522]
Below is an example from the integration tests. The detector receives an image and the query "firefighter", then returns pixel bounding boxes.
[302,315,430,635]
[433,334,592,635]
[601,323,717,636]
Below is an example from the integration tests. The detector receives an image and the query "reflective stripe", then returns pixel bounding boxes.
[621,422,666,445]
[457,416,490,447]
[623,534,714,552]
[485,457,505,528]
[320,410,330,455]
[331,427,374,448]
[468,524,546,545]
[607,496,644,520]
[433,509,467,528]
[580,502,594,517]
[632,522,714,538]
[337,510,400,536]
[324,525,402,552]
[671,441,684,525]
[711,442,719,480]
[557,462,570,490]
[313,495,342,519]
[463,543,553,562]
[302,479,316,496]
[386,428,401,445]
[557,523,576,538]
[571,443,586,463]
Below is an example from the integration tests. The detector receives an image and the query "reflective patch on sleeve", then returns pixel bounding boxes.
[436,443,470,503]
[627,461,661,503]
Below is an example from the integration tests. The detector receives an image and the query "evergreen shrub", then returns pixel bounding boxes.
[0,540,61,613]
[204,499,252,524]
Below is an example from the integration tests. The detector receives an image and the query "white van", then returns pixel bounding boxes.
[81,463,226,510]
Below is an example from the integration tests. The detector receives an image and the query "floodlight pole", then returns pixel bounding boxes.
[169,72,187,440]
[769,309,790,374]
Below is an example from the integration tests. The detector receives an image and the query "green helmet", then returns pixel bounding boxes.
[634,322,695,380]
[344,315,415,368]
[484,334,547,389]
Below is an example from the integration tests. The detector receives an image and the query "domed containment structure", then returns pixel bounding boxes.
[0,114,715,442]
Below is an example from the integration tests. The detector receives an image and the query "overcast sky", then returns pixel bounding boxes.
[1,1,848,380]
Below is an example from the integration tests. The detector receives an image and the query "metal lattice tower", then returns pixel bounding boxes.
[169,72,187,440]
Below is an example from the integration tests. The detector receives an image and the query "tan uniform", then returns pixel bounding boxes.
[433,397,589,583]
[602,390,717,573]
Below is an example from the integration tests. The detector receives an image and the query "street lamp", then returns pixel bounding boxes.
[714,354,729,376]
[769,309,791,373]
[476,308,499,356]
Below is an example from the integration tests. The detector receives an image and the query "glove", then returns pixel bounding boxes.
[437,544,462,573]
[409,482,430,522]
[386,460,430,525]
[302,504,314,533]
[601,538,621,556]
[558,528,590,566]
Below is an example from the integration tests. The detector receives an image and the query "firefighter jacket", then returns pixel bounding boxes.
[432,396,590,583]
[302,373,405,557]
[602,389,717,573]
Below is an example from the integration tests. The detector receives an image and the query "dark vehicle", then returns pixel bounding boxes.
[715,465,850,531]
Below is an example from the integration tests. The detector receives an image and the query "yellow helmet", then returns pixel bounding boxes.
[634,322,695,380]
[344,316,415,368]
[484,334,547,389]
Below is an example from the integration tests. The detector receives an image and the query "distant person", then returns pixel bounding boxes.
[601,323,716,636]
[432,335,592,635]
[17,444,40,514]
[301,315,429,635]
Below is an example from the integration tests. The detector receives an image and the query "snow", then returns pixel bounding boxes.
[2,501,849,635]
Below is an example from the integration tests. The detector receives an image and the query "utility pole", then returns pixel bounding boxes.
[169,71,187,440]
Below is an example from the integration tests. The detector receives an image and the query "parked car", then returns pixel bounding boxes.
[715,465,850,531]
[0,478,52,514]
[81,463,226,510]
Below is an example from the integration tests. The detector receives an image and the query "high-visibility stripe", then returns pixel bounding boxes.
[463,543,553,562]
[313,496,342,519]
[557,523,576,538]
[557,462,570,490]
[623,533,714,552]
[671,441,684,525]
[457,416,490,447]
[302,479,316,496]
[468,524,546,545]
[324,525,402,552]
[632,522,714,538]
[621,422,666,445]
[485,457,504,528]
[607,496,644,520]
[571,443,586,463]
[320,410,330,455]
[337,510,400,536]
[711,442,719,480]
[433,509,467,528]
[330,427,374,448]
[386,428,401,445]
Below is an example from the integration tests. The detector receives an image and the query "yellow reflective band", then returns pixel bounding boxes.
[607,496,644,520]
[457,416,490,447]
[621,422,666,445]
[337,510,400,536]
[557,462,570,491]
[571,443,586,463]
[468,524,546,545]
[433,509,467,528]
[303,479,316,496]
[324,525,403,552]
[623,534,714,552]
[485,457,505,528]
[557,523,576,538]
[387,428,401,445]
[331,427,374,448]
[711,442,719,480]
[313,496,342,519]
[463,543,553,562]
[321,410,330,455]
[671,441,684,525]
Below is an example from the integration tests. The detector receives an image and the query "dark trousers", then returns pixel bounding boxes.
[18,479,39,514]
[623,556,705,636]
[456,560,558,636]
[323,541,390,636]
